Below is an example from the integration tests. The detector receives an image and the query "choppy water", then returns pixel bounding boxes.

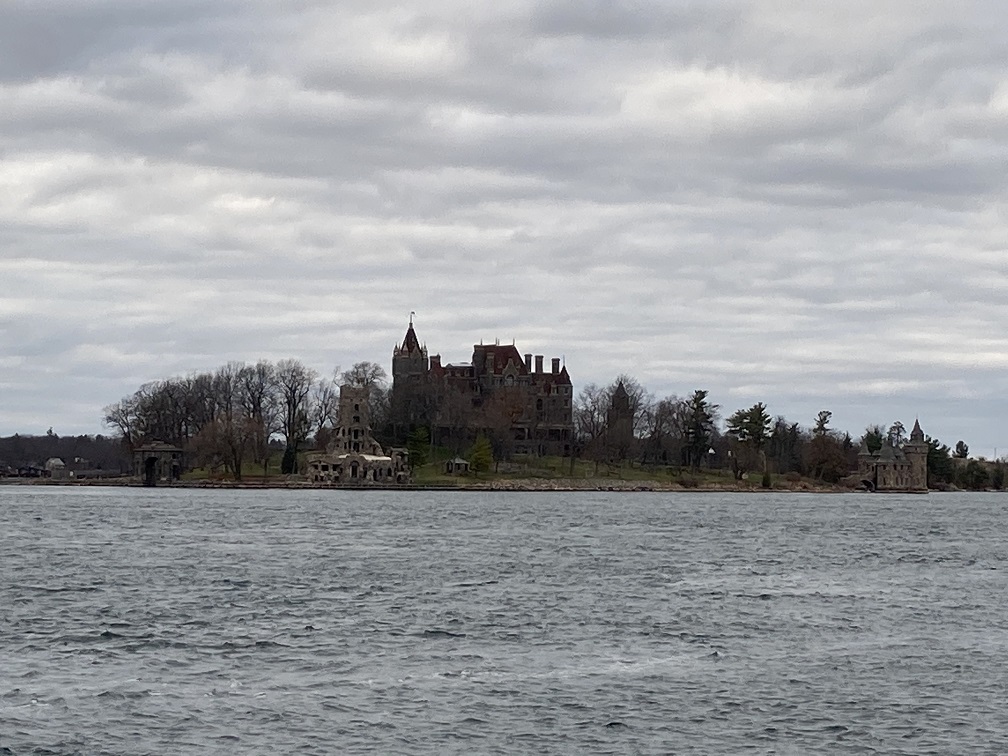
[2,488,1008,754]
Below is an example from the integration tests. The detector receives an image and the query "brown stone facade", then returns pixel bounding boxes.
[133,441,183,486]
[306,385,410,484]
[391,321,574,456]
[856,419,928,492]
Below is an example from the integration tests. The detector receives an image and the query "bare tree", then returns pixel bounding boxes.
[238,360,278,475]
[275,358,318,474]
[481,386,525,469]
[102,395,140,450]
[574,383,609,473]
[341,361,387,389]
[310,372,339,446]
[212,361,255,480]
[641,394,685,465]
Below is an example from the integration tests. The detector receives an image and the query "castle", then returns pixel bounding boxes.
[391,319,574,456]
[856,419,928,492]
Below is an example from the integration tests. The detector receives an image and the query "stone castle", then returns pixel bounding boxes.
[856,419,928,492]
[391,319,574,456]
[305,384,410,484]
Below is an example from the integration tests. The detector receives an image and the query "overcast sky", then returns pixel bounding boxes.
[2,1,1007,457]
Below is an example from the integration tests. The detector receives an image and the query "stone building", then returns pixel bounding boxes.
[44,457,69,480]
[605,381,634,458]
[857,419,928,492]
[305,384,410,484]
[133,441,183,486]
[391,319,574,456]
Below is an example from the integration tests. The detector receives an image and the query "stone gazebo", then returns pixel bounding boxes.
[133,442,183,486]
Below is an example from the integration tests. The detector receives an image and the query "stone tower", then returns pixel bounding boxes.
[903,418,928,491]
[392,317,428,383]
[606,381,634,458]
[391,316,429,430]
[332,385,383,456]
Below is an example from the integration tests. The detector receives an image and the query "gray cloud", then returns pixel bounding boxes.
[2,0,1007,456]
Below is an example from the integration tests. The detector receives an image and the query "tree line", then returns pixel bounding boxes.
[571,377,999,490]
[99,358,1000,490]
[0,429,129,475]
[102,359,389,480]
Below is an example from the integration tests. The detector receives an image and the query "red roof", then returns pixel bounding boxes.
[472,344,526,375]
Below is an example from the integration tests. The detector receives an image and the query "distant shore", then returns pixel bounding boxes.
[1,476,852,493]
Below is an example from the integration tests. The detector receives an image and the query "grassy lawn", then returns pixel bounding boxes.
[178,447,814,490]
[410,451,749,487]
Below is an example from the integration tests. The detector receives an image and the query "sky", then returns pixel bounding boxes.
[2,1,1007,457]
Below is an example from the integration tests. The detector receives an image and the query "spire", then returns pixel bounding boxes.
[910,418,924,442]
[401,320,421,353]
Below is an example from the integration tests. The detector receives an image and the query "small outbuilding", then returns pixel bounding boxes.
[133,442,183,486]
[445,457,470,476]
[44,457,69,480]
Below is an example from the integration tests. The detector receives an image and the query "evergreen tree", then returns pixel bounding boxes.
[407,427,429,469]
[861,425,885,454]
[684,390,718,472]
[926,437,955,487]
[469,436,492,474]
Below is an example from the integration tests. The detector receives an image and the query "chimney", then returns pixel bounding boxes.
[524,353,532,371]
[430,355,441,369]
[551,357,560,374]
[534,355,544,373]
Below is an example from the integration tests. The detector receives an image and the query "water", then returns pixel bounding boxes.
[2,487,1008,754]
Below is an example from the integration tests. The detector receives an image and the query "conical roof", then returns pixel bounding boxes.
[401,322,421,353]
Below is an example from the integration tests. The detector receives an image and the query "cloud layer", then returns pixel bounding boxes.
[2,1,1007,455]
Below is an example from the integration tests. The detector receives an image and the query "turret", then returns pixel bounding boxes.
[392,321,429,381]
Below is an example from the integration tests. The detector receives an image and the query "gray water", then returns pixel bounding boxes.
[2,488,1008,755]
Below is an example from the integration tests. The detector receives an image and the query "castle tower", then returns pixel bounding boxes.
[606,381,634,459]
[903,418,929,491]
[392,317,428,382]
[333,385,383,456]
[391,316,430,433]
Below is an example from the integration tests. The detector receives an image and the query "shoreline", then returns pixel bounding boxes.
[1,476,860,493]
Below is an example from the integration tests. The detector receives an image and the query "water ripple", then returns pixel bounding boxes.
[2,488,1008,753]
